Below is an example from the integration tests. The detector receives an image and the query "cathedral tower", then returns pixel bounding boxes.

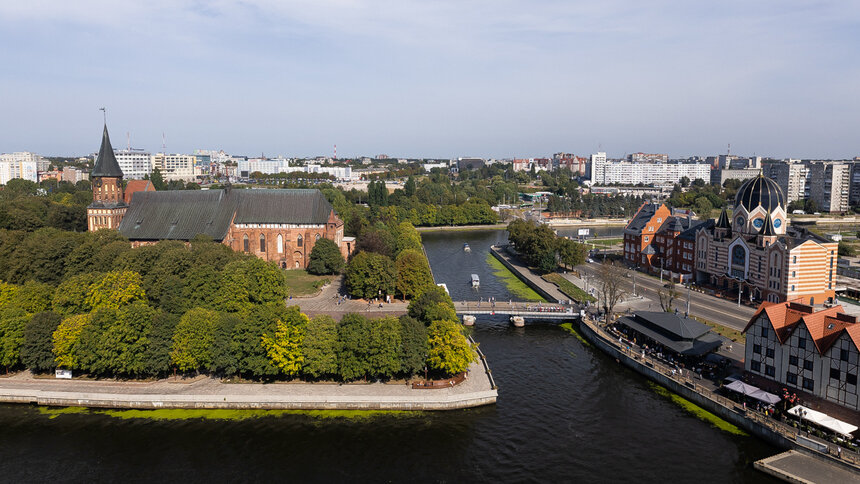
[87,125,127,231]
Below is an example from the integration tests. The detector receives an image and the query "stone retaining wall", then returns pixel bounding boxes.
[0,388,498,411]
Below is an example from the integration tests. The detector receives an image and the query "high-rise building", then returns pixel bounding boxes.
[0,152,50,184]
[114,150,152,179]
[589,152,606,181]
[807,161,851,213]
[627,152,669,163]
[152,153,199,182]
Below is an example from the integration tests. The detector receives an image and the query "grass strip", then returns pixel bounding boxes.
[542,273,596,303]
[559,322,592,347]
[648,382,747,436]
[485,253,546,301]
[688,315,744,342]
[37,406,418,421]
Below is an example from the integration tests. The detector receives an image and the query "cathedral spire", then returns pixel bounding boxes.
[92,124,124,178]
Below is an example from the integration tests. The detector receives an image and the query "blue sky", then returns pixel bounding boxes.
[1,1,858,159]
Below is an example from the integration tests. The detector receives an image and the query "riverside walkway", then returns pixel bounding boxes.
[488,245,568,303]
[0,361,496,411]
[578,316,860,478]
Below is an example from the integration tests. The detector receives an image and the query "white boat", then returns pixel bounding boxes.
[510,316,525,327]
[463,243,471,252]
[471,274,480,287]
[462,315,476,326]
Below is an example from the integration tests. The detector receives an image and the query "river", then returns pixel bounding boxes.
[0,229,778,482]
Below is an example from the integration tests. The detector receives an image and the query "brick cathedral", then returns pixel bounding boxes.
[88,125,354,267]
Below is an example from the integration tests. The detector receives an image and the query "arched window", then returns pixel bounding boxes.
[732,245,746,266]
[243,234,249,252]
[297,235,303,247]
[277,234,284,253]
[260,233,266,252]
[315,234,321,241]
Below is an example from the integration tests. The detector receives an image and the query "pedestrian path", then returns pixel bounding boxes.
[288,276,408,319]
[489,246,567,303]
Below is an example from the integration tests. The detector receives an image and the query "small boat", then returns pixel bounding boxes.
[463,243,471,252]
[510,316,525,327]
[462,315,476,326]
[471,274,480,287]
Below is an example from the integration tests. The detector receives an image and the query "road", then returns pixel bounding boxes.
[570,264,757,331]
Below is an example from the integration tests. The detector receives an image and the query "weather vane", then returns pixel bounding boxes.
[99,107,106,123]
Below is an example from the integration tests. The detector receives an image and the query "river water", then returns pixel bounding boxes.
[0,229,778,482]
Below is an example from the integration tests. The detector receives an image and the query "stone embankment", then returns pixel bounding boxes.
[489,245,567,303]
[0,361,497,411]
[577,317,860,479]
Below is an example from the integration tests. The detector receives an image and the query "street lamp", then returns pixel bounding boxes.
[685,284,691,317]
[659,257,665,283]
[632,270,637,297]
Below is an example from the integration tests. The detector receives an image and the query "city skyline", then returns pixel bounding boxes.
[1,1,858,158]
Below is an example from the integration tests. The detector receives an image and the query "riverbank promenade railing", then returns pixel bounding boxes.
[582,317,860,468]
[455,301,577,319]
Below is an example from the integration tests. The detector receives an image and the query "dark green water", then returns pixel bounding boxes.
[0,230,779,482]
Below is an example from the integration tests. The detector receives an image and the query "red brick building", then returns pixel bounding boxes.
[624,202,707,282]
[89,124,354,267]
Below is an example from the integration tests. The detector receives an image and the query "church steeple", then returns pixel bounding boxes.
[88,123,127,232]
[92,124,124,178]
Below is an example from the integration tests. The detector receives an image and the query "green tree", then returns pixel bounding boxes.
[145,312,179,376]
[22,311,62,372]
[399,315,427,376]
[170,307,218,372]
[14,281,55,314]
[52,313,91,369]
[407,285,457,325]
[307,238,346,275]
[182,265,221,310]
[95,301,156,376]
[0,282,19,311]
[232,303,282,379]
[261,306,308,377]
[302,315,339,379]
[75,307,115,374]
[86,270,146,310]
[345,251,396,299]
[556,238,586,267]
[426,320,475,376]
[404,175,416,197]
[394,221,422,254]
[337,313,373,380]
[52,272,101,315]
[0,308,29,371]
[149,167,166,190]
[367,316,402,379]
[209,312,241,375]
[395,249,434,300]
[839,241,856,257]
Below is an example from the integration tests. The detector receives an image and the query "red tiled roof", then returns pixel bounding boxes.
[124,180,155,204]
[744,300,859,354]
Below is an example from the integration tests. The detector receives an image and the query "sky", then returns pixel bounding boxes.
[1,1,858,159]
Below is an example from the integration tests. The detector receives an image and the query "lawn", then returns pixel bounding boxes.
[283,270,332,297]
[689,315,744,342]
[589,238,622,247]
[542,273,596,303]
[485,254,546,301]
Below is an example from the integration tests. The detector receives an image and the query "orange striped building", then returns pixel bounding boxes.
[695,174,837,305]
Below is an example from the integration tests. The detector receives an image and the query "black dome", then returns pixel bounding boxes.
[734,174,784,213]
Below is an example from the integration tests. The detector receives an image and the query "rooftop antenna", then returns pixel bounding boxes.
[162,132,166,154]
[334,144,337,160]
[727,143,731,156]
[127,132,130,150]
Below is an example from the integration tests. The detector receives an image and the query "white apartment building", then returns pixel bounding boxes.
[152,153,199,182]
[0,152,49,184]
[807,161,851,213]
[592,157,710,185]
[238,158,291,177]
[113,150,152,179]
[589,152,607,181]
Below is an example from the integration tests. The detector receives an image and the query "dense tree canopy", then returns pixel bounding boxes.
[307,238,346,275]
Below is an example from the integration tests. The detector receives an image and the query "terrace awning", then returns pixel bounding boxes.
[788,405,858,437]
[724,380,781,404]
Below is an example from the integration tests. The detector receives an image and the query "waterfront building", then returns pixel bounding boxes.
[623,202,707,281]
[119,188,353,267]
[616,311,723,356]
[694,174,837,305]
[87,125,128,231]
[113,149,153,179]
[743,300,860,411]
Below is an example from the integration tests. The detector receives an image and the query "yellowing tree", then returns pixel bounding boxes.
[261,309,308,377]
[52,314,92,369]
[170,307,217,372]
[86,271,146,310]
[426,320,475,376]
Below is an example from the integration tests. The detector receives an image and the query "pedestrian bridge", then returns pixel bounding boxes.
[454,301,580,320]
